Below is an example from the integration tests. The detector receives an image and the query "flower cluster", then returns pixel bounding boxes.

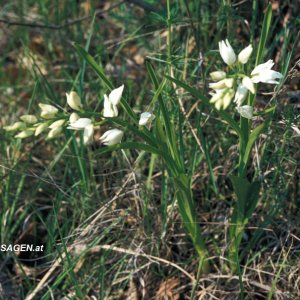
[209,39,283,119]
[4,85,155,146]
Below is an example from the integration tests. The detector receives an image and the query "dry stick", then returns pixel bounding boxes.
[25,252,67,300]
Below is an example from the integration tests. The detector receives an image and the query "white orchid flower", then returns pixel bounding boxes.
[66,91,82,111]
[39,103,58,119]
[68,118,92,130]
[139,112,155,126]
[103,85,124,118]
[251,60,283,84]
[68,118,94,145]
[234,84,248,107]
[238,45,253,64]
[251,59,274,76]
[100,129,124,145]
[242,76,256,94]
[236,105,253,119]
[210,88,234,110]
[218,39,236,66]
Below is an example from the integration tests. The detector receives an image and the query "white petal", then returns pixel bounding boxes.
[251,59,274,75]
[100,129,124,145]
[219,39,236,66]
[35,123,48,136]
[242,76,256,94]
[109,85,124,106]
[236,105,253,119]
[210,71,226,80]
[47,126,62,139]
[234,84,248,106]
[39,101,57,120]
[20,115,38,124]
[69,112,79,124]
[222,89,234,110]
[103,94,117,117]
[66,91,82,111]
[210,89,225,103]
[139,112,155,126]
[68,118,92,130]
[238,45,253,64]
[83,124,94,145]
[49,119,65,129]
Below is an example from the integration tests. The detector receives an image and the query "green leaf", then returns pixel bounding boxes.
[240,122,267,174]
[73,43,137,122]
[95,142,161,157]
[165,75,242,137]
[230,176,261,219]
[146,62,181,168]
[255,3,272,66]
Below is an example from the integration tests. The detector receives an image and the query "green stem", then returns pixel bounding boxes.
[238,116,249,177]
[176,188,210,273]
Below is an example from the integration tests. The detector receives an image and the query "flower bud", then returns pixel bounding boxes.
[210,71,226,80]
[69,112,79,124]
[49,119,65,129]
[100,129,124,145]
[139,112,155,126]
[210,89,234,110]
[242,76,256,94]
[218,39,236,66]
[15,129,34,139]
[222,89,235,110]
[66,91,82,111]
[210,89,225,104]
[209,78,234,90]
[236,105,253,119]
[47,126,62,139]
[4,122,26,131]
[20,115,38,124]
[39,103,58,119]
[35,123,48,136]
[83,124,94,145]
[238,45,253,64]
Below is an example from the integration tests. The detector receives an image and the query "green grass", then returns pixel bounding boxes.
[0,0,299,299]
